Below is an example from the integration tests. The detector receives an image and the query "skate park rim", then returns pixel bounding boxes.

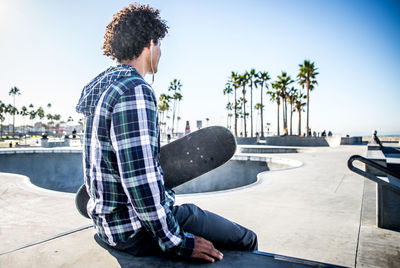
[0,148,303,196]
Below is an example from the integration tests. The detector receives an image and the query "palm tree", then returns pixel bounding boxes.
[255,71,271,138]
[177,116,182,132]
[229,72,240,137]
[254,103,264,134]
[78,118,84,127]
[294,91,307,135]
[238,73,250,137]
[276,72,294,133]
[268,82,281,136]
[247,69,257,137]
[287,87,298,136]
[0,101,6,140]
[36,107,45,122]
[46,113,54,134]
[173,92,183,132]
[168,79,182,135]
[7,104,19,138]
[225,102,233,129]
[227,113,233,130]
[223,82,233,129]
[28,105,37,135]
[158,93,171,133]
[9,86,21,137]
[67,116,74,124]
[297,60,319,136]
[53,114,61,135]
[235,95,243,135]
[20,106,29,140]
[238,97,248,136]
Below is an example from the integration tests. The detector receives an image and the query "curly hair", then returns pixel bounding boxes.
[103,4,168,62]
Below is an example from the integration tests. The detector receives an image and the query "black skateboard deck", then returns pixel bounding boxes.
[75,126,236,218]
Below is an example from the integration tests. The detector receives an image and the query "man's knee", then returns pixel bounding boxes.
[246,230,258,251]
[173,203,204,227]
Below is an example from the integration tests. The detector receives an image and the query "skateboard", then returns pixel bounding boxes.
[75,126,236,218]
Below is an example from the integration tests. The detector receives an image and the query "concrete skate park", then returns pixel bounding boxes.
[0,138,399,267]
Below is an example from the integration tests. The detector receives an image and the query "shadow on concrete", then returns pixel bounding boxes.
[94,235,346,268]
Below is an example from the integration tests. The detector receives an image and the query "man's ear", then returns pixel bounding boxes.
[146,40,153,48]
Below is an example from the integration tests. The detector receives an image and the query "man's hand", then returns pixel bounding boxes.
[191,235,223,262]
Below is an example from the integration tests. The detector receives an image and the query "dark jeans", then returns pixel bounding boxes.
[113,203,258,256]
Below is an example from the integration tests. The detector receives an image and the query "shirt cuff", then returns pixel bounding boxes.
[174,231,195,258]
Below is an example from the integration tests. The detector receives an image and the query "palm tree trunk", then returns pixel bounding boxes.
[282,98,287,130]
[285,99,288,130]
[306,80,310,136]
[256,111,260,133]
[234,89,237,136]
[298,108,302,136]
[290,103,293,135]
[277,103,280,136]
[172,100,176,135]
[250,86,253,138]
[226,113,228,129]
[12,97,15,138]
[243,86,247,137]
[260,84,264,138]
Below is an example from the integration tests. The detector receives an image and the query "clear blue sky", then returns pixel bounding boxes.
[1,0,399,136]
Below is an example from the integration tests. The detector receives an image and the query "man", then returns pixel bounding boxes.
[373,130,383,148]
[76,4,257,263]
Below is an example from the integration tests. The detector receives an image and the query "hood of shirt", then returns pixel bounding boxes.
[75,64,141,116]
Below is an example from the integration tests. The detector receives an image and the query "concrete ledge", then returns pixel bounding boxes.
[239,146,298,154]
[356,180,400,267]
[236,137,258,145]
[0,225,345,267]
[364,145,400,231]
[93,233,345,267]
[265,136,329,147]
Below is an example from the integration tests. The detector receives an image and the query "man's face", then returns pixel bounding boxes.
[149,41,161,74]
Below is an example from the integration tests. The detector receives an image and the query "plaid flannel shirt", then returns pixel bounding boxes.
[76,64,194,257]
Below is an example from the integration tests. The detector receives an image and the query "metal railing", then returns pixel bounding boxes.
[347,155,400,191]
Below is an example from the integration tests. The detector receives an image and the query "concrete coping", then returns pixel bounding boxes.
[387,157,400,164]
[232,154,303,168]
[366,150,386,160]
[0,147,82,154]
[176,154,304,197]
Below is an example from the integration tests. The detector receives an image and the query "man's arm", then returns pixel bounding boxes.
[110,82,194,257]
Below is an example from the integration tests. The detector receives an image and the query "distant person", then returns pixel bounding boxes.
[321,130,326,137]
[328,131,332,137]
[166,127,171,143]
[373,130,383,148]
[75,3,256,263]
[312,131,316,137]
[283,128,288,136]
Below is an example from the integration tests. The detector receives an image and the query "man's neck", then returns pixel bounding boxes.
[120,54,149,78]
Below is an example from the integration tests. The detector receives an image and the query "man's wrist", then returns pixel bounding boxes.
[174,232,195,257]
